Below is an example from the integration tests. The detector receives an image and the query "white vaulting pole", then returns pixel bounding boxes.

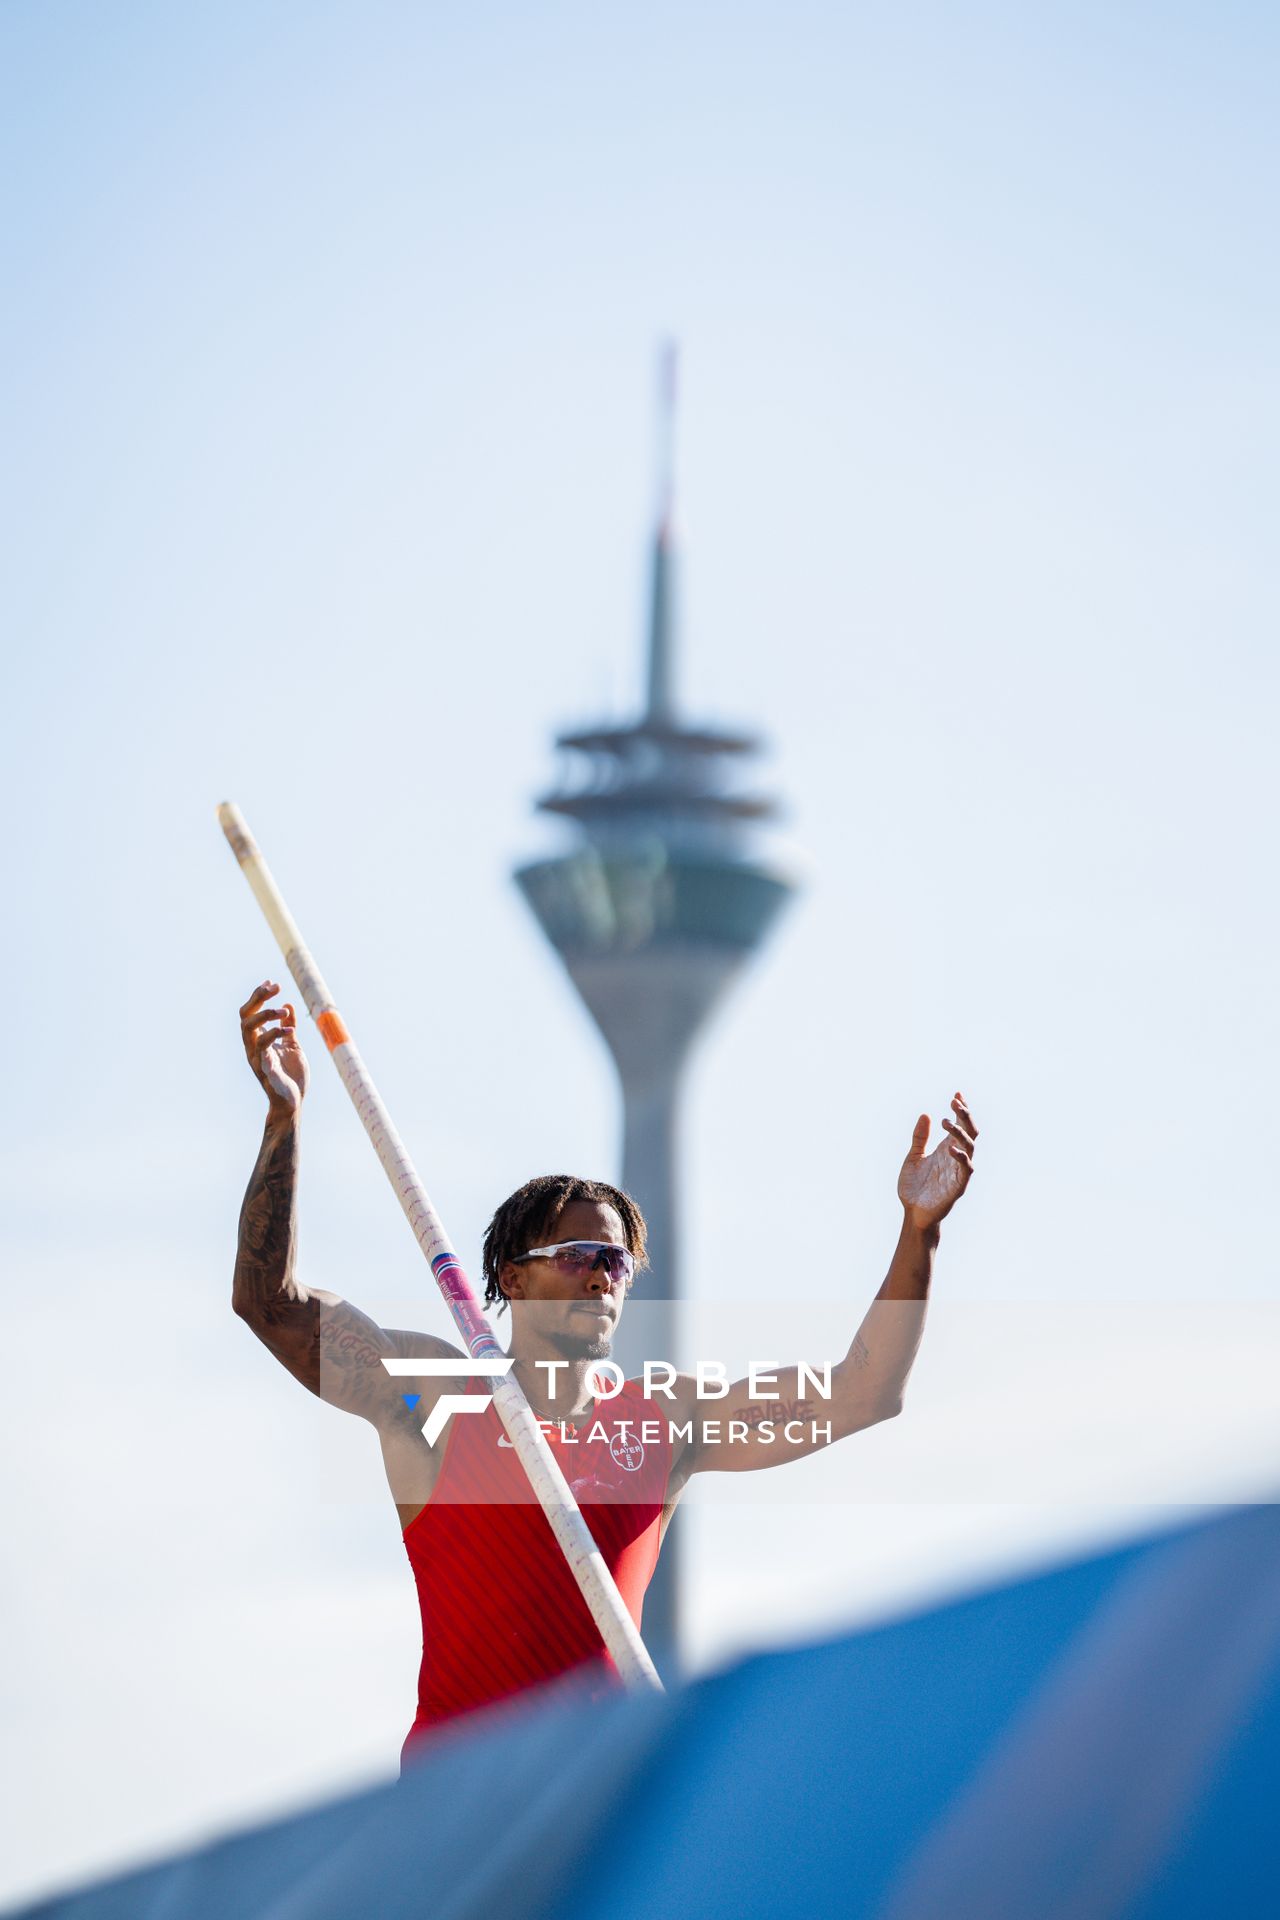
[217,802,663,1695]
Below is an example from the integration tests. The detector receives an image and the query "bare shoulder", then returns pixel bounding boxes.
[238,1273,465,1426]
[383,1328,466,1362]
[662,1372,703,1420]
[641,1372,701,1485]
[315,1311,464,1427]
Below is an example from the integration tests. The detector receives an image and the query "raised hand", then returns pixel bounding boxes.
[239,980,310,1116]
[897,1093,978,1230]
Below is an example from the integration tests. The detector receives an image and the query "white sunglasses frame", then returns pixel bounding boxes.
[512,1239,636,1290]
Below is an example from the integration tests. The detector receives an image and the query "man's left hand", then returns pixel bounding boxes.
[897,1093,978,1231]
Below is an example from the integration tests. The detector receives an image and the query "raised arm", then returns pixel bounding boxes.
[674,1094,978,1476]
[231,981,461,1428]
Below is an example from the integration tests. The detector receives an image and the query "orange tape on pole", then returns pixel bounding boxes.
[316,1009,350,1051]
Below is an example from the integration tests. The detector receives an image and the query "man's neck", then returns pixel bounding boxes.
[508,1348,602,1423]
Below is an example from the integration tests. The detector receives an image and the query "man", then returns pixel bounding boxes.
[232,979,978,1760]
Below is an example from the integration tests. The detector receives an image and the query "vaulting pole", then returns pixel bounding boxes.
[217,801,662,1694]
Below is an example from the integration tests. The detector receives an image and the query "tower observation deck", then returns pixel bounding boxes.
[514,352,798,1670]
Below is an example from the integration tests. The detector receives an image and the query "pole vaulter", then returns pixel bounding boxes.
[217,801,663,1695]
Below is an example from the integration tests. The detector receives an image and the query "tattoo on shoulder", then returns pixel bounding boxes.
[318,1318,387,1372]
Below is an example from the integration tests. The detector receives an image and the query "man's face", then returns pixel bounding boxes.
[500,1199,629,1362]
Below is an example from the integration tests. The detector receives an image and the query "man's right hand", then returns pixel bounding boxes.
[240,980,310,1116]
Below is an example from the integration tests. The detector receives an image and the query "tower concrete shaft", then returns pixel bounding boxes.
[514,351,796,1671]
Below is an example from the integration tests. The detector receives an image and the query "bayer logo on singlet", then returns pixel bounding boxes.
[609,1430,645,1472]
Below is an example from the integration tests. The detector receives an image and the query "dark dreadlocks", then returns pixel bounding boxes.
[481,1174,649,1312]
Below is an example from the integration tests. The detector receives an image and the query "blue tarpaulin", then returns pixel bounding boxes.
[13,1501,1279,1919]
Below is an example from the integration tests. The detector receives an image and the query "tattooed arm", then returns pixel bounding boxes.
[231,980,461,1429]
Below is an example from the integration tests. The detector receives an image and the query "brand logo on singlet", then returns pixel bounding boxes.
[609,1430,645,1472]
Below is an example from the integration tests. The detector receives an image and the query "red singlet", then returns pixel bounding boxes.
[400,1376,671,1762]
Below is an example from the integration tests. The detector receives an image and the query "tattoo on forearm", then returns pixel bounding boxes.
[233,1123,301,1319]
[851,1333,871,1370]
[232,1124,433,1421]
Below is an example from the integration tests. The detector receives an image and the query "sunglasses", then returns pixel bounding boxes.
[513,1241,636,1289]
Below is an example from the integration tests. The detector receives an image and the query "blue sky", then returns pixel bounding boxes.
[3,0,1277,1901]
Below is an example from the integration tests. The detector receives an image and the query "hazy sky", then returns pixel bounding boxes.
[3,0,1277,1904]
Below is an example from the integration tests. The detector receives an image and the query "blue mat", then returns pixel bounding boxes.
[14,1502,1279,1920]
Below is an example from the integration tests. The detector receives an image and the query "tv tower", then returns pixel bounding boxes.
[514,347,797,1668]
